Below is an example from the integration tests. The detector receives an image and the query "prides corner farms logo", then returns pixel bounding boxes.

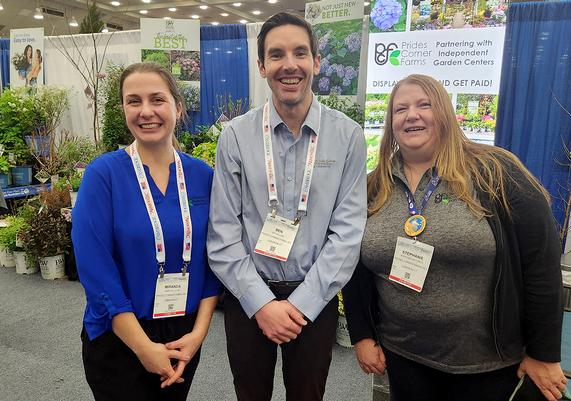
[375,41,430,67]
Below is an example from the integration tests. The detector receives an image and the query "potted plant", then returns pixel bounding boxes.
[20,188,71,279]
[0,215,37,274]
[66,172,83,207]
[28,86,70,160]
[0,219,16,268]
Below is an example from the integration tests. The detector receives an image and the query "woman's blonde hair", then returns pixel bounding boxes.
[367,74,549,217]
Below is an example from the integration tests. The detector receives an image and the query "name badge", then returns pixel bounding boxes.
[153,273,189,319]
[254,213,299,261]
[388,237,434,292]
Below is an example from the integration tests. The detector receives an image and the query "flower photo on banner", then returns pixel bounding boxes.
[313,20,362,96]
[410,0,507,31]
[369,0,407,33]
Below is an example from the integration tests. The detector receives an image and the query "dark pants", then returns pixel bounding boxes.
[384,348,520,401]
[224,287,339,401]
[81,314,201,401]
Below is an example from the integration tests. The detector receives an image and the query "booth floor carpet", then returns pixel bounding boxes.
[0,268,370,401]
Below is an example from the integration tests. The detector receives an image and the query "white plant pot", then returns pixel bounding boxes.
[335,315,352,348]
[0,246,16,268]
[39,254,65,280]
[14,251,39,274]
[70,190,78,208]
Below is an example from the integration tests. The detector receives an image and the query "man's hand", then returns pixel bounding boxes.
[254,300,307,344]
[518,355,568,401]
[354,338,386,375]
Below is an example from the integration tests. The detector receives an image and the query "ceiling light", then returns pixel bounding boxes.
[110,1,120,6]
[168,7,176,11]
[252,10,261,15]
[0,2,4,10]
[364,1,370,5]
[69,16,79,27]
[141,0,151,3]
[191,14,199,19]
[233,2,242,6]
[239,19,247,24]
[139,9,148,14]
[33,7,44,19]
[163,16,171,20]
[221,13,229,16]
[268,0,277,3]
[211,21,219,25]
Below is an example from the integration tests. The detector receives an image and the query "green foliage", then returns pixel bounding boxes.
[0,88,35,149]
[21,209,69,258]
[68,172,83,191]
[192,142,217,167]
[142,50,171,71]
[0,156,10,174]
[79,1,105,34]
[57,137,102,175]
[101,63,132,151]
[216,95,251,120]
[0,216,28,251]
[317,93,365,127]
[178,129,218,153]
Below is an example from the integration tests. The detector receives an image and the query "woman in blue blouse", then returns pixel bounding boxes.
[72,62,221,401]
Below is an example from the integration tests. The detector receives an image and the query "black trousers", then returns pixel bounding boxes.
[224,288,339,401]
[384,347,520,401]
[81,314,201,401]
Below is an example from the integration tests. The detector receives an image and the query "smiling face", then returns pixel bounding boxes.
[258,24,320,115]
[121,71,182,148]
[391,83,438,161]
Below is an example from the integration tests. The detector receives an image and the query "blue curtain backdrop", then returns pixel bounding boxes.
[0,38,10,89]
[187,24,249,133]
[495,1,571,228]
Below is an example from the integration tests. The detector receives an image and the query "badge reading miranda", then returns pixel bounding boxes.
[404,214,426,237]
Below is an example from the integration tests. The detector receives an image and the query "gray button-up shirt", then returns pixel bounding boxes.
[207,96,367,321]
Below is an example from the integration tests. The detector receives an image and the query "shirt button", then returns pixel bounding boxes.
[289,148,294,153]
[287,176,293,181]
[287,207,292,212]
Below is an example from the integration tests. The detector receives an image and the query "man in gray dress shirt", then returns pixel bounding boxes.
[207,12,367,401]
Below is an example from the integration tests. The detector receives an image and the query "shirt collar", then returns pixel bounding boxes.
[268,95,321,137]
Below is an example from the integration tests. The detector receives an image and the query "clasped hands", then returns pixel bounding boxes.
[255,300,307,344]
[135,331,203,389]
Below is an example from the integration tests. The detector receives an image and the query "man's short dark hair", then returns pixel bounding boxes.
[257,12,318,63]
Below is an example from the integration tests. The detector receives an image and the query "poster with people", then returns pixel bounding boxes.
[305,0,364,97]
[365,0,507,160]
[140,18,201,111]
[10,28,44,89]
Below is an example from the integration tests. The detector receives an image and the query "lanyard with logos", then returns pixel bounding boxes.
[253,101,321,262]
[126,142,192,318]
[389,169,439,293]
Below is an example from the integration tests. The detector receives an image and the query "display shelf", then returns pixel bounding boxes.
[1,184,51,199]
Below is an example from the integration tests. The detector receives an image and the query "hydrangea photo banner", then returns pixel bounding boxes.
[306,0,365,97]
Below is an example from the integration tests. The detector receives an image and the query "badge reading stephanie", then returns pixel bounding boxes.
[404,214,426,237]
